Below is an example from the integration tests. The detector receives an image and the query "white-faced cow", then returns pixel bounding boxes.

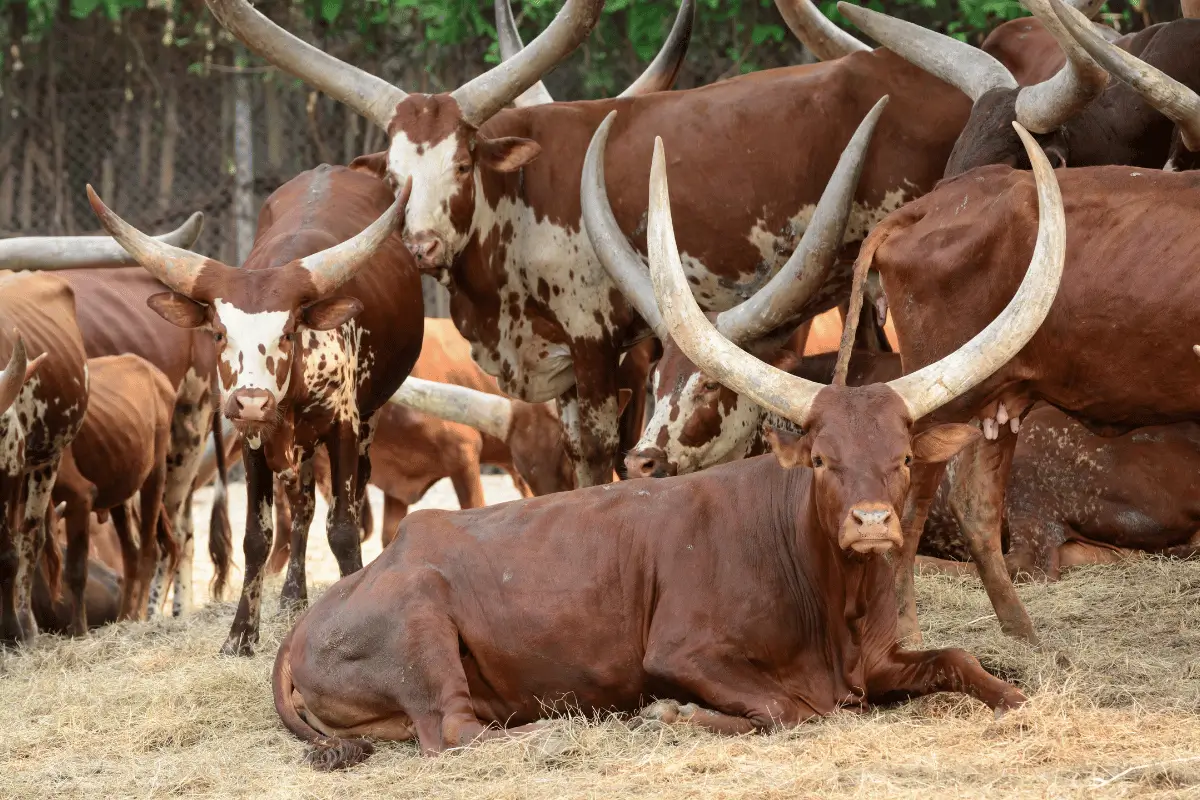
[87,164,423,655]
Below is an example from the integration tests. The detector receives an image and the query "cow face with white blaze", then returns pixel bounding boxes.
[202,0,600,274]
[84,183,408,445]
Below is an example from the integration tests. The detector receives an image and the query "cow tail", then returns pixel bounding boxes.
[833,224,894,386]
[42,526,63,602]
[207,413,233,600]
[156,512,180,590]
[273,626,375,771]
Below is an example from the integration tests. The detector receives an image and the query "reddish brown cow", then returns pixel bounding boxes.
[33,512,123,634]
[206,0,982,490]
[858,161,1200,644]
[51,355,176,631]
[265,123,1065,768]
[0,217,233,617]
[0,273,89,645]
[89,165,424,655]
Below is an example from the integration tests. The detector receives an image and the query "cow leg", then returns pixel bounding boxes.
[1004,503,1066,581]
[948,435,1038,643]
[636,699,761,735]
[561,344,622,488]
[279,459,316,613]
[133,456,167,620]
[16,461,61,641]
[508,470,534,499]
[109,503,140,619]
[359,493,374,543]
[381,495,408,549]
[895,460,948,646]
[325,424,364,577]
[267,474,294,576]
[0,466,25,644]
[448,444,486,510]
[869,646,1027,715]
[221,446,273,657]
[354,416,375,544]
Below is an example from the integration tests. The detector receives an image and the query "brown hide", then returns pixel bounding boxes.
[53,355,175,626]
[981,18,1070,85]
[272,455,1023,764]
[0,272,89,644]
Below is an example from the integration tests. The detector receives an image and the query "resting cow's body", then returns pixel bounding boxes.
[274,455,1024,766]
[0,273,88,645]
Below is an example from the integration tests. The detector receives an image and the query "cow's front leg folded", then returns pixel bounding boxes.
[634,699,763,735]
[867,646,1028,717]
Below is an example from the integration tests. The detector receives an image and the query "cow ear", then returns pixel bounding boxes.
[349,151,389,179]
[147,292,207,329]
[477,137,542,173]
[765,425,811,469]
[912,423,981,464]
[300,296,364,331]
[24,353,47,383]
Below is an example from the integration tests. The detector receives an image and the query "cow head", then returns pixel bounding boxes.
[838,0,1110,176]
[583,99,890,480]
[204,0,602,275]
[644,121,1065,556]
[86,183,407,444]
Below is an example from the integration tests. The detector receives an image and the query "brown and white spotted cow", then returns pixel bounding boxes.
[52,355,176,632]
[0,216,233,618]
[0,274,89,645]
[205,0,986,490]
[88,164,424,655]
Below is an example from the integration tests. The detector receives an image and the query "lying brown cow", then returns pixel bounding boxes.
[266,117,1062,767]
[32,510,123,633]
[52,355,176,629]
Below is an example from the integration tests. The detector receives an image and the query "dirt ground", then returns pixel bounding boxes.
[2,477,1198,799]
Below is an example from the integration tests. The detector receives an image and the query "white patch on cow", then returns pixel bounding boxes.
[212,300,293,402]
[388,133,473,258]
[298,322,360,431]
[0,406,25,475]
[638,372,762,474]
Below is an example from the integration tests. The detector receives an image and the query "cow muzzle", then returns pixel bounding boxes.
[839,503,903,554]
[224,389,277,424]
[405,232,449,272]
[625,448,677,479]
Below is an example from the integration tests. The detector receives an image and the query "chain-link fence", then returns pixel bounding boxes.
[0,11,453,314]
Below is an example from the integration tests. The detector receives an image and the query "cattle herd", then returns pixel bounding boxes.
[0,0,1197,771]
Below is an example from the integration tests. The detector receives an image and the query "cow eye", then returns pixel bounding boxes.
[282,332,294,343]
[457,163,472,175]
[904,453,913,466]
[703,381,720,392]
[812,455,824,468]
[213,332,225,343]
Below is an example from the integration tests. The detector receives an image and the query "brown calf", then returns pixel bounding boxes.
[52,355,176,630]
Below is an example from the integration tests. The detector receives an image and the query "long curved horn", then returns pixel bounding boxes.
[620,0,696,97]
[205,0,405,130]
[86,186,217,297]
[0,212,204,271]
[837,3,1016,102]
[776,0,868,61]
[391,377,514,441]
[581,112,668,340]
[295,178,410,296]
[452,0,603,127]
[714,96,888,343]
[1011,0,1109,134]
[0,335,29,417]
[886,123,1065,421]
[495,0,556,107]
[646,138,827,426]
[1050,0,1200,150]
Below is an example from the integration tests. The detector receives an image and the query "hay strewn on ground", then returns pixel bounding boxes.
[1,480,1198,799]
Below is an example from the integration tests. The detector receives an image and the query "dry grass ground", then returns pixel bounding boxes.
[2,478,1199,799]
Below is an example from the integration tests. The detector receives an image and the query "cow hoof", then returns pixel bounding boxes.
[219,635,255,658]
[638,699,682,724]
[277,596,308,617]
[993,690,1029,720]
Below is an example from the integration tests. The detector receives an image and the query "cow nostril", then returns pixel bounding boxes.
[852,509,891,526]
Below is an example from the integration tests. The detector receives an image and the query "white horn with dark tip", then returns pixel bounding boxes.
[453,0,604,127]
[775,0,868,61]
[885,122,1066,420]
[646,137,828,426]
[205,0,406,130]
[0,213,204,271]
[1050,0,1200,150]
[837,3,1017,102]
[0,335,29,417]
[620,0,696,97]
[496,0,556,107]
[87,186,215,297]
[295,178,410,295]
[390,377,514,441]
[581,111,668,340]
[714,95,887,343]
[1011,0,1109,134]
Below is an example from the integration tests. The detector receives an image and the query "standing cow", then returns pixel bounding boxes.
[205,0,986,489]
[88,164,424,655]
[0,273,89,645]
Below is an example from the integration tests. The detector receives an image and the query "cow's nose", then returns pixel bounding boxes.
[406,234,444,268]
[625,449,675,478]
[852,508,892,528]
[225,389,275,422]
